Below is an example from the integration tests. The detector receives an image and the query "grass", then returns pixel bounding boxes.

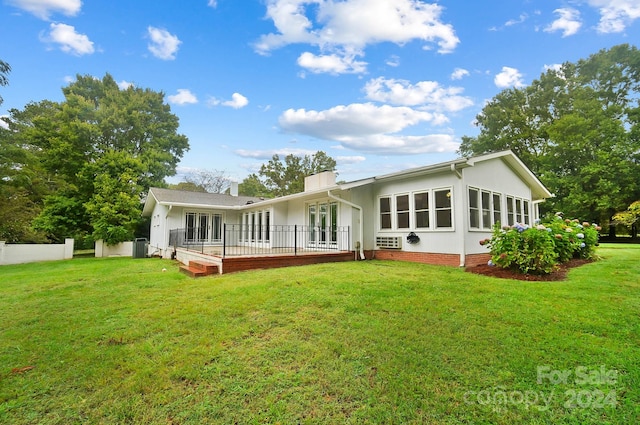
[0,244,639,424]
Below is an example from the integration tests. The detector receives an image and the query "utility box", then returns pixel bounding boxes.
[133,238,148,258]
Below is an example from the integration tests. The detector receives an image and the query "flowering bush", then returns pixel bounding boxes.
[481,214,600,275]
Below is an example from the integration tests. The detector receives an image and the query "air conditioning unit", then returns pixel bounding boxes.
[376,236,402,249]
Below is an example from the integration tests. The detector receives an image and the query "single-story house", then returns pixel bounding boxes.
[142,150,552,274]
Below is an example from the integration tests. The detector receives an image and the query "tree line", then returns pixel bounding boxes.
[460,43,640,233]
[2,44,640,245]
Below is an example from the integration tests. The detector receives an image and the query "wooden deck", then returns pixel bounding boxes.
[175,246,356,275]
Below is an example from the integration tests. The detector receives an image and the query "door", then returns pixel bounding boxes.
[185,212,222,244]
[308,202,338,246]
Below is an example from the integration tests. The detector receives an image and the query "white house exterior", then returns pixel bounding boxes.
[142,150,552,270]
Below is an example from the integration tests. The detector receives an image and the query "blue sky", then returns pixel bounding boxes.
[1,0,639,184]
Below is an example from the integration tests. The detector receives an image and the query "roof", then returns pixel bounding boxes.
[340,150,553,201]
[142,150,552,215]
[142,187,263,216]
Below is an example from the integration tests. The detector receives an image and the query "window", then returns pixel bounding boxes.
[330,203,338,243]
[414,192,429,229]
[243,213,249,241]
[435,189,452,228]
[469,188,479,229]
[515,199,522,224]
[265,211,270,242]
[470,188,502,230]
[186,212,196,241]
[212,214,222,242]
[380,197,392,229]
[506,196,515,225]
[396,194,410,229]
[505,195,532,226]
[493,193,502,225]
[481,191,492,229]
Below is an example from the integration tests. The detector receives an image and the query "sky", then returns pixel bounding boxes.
[1,0,639,184]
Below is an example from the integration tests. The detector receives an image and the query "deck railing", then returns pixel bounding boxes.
[169,224,350,257]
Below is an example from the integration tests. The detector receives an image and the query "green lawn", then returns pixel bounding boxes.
[1,245,639,424]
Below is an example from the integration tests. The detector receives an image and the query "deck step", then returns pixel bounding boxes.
[179,260,218,278]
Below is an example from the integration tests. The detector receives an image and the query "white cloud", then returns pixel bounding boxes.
[297,52,367,74]
[208,92,249,109]
[0,116,9,130]
[168,89,198,105]
[363,77,473,113]
[505,13,529,27]
[450,67,470,80]
[207,0,217,7]
[386,55,400,67]
[235,148,318,159]
[587,0,640,33]
[118,80,134,90]
[7,0,81,20]
[278,103,459,154]
[336,155,366,165]
[494,66,525,88]
[45,23,94,55]
[544,8,582,37]
[147,26,181,60]
[255,0,459,74]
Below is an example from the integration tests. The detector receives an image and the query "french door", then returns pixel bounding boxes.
[185,212,222,243]
[308,202,338,246]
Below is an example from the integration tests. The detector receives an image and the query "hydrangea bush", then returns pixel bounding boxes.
[479,214,600,275]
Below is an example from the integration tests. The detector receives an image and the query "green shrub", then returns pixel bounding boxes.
[481,214,600,275]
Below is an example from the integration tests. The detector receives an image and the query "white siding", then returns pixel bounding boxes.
[462,159,535,257]
[359,171,464,255]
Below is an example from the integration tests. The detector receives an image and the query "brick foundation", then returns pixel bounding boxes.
[464,253,491,267]
[372,250,461,267]
[221,251,356,274]
[371,250,491,268]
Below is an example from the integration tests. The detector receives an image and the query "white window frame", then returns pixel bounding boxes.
[505,195,532,226]
[434,187,454,230]
[468,186,503,231]
[378,187,453,232]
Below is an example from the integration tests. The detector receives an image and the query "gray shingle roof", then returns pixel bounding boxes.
[143,187,263,215]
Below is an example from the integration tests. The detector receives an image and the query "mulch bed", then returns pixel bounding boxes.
[465,258,593,281]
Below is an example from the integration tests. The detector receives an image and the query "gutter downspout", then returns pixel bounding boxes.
[327,190,365,260]
[164,205,173,258]
[454,163,465,267]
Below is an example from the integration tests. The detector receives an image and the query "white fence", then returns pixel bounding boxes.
[94,240,134,257]
[0,239,74,266]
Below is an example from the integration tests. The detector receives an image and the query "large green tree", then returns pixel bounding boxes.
[244,151,337,197]
[459,44,640,224]
[4,74,189,244]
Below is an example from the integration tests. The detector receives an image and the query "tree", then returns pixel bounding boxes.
[459,44,640,224]
[0,59,9,105]
[613,200,640,238]
[255,151,337,197]
[183,169,229,193]
[238,173,271,197]
[169,181,207,192]
[4,73,189,244]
